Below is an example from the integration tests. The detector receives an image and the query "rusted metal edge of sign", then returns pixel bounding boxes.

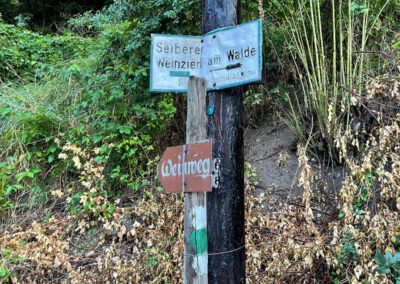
[157,139,212,193]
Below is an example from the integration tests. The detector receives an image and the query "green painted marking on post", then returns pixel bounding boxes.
[189,228,207,254]
[170,71,190,77]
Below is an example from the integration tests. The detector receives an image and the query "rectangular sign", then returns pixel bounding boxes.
[157,140,212,193]
[150,19,262,92]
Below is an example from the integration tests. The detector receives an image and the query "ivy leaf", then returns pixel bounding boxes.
[376,249,386,266]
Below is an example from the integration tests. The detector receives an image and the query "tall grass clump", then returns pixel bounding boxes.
[0,68,85,214]
[281,0,390,162]
[0,70,83,158]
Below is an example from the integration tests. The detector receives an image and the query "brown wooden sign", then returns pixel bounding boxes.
[158,139,212,193]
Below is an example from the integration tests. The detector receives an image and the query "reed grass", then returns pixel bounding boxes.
[281,0,389,161]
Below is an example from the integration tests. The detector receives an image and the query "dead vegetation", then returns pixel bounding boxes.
[1,57,400,284]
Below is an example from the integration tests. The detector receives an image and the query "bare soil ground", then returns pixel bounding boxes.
[244,114,344,217]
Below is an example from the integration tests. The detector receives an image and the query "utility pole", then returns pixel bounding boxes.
[202,1,246,283]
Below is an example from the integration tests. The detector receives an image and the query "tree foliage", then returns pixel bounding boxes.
[0,0,108,28]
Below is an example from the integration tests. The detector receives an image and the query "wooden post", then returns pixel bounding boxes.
[202,0,246,283]
[184,76,208,283]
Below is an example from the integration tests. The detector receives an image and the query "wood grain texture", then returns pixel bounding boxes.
[202,1,246,283]
[184,76,208,284]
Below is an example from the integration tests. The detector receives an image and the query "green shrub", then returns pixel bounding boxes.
[0,0,201,210]
[0,22,91,81]
[60,0,200,191]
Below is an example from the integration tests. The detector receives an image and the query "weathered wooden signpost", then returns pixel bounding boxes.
[183,77,209,283]
[152,1,262,282]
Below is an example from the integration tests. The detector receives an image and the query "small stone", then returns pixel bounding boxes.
[333,171,341,178]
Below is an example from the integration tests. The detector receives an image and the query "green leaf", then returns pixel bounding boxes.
[26,172,34,178]
[107,204,115,213]
[31,168,41,174]
[393,252,400,263]
[5,185,14,195]
[393,264,400,275]
[92,136,102,143]
[374,266,390,274]
[385,250,394,265]
[48,155,54,163]
[1,107,12,117]
[119,126,131,135]
[376,249,386,266]
[0,268,8,277]
[15,172,27,182]
[48,146,57,153]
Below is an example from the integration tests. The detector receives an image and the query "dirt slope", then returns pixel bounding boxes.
[244,114,344,211]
